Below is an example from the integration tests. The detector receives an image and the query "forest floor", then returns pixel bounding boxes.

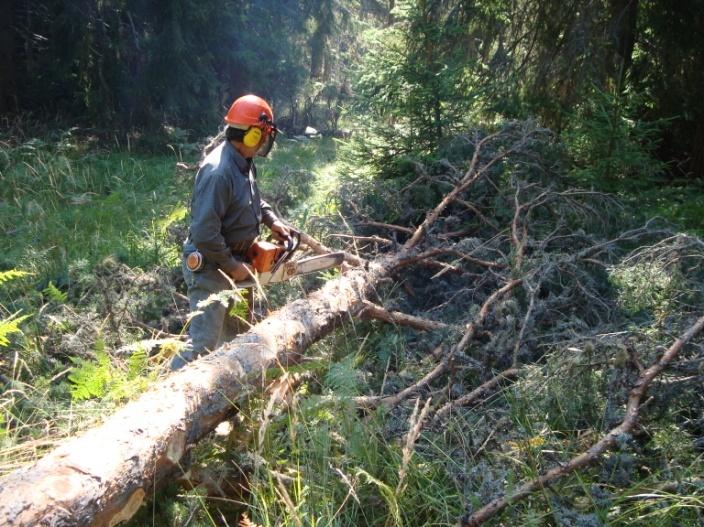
[1,130,703,526]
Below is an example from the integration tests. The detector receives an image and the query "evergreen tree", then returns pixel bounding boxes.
[3,0,372,136]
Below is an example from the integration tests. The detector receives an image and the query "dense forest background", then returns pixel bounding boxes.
[2,0,704,182]
[1,0,368,137]
[2,1,704,526]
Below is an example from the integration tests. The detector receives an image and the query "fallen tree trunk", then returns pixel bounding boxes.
[0,260,390,527]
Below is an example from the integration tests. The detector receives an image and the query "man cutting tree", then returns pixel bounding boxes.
[171,94,292,370]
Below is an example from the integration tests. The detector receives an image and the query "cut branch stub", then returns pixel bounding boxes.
[359,300,451,331]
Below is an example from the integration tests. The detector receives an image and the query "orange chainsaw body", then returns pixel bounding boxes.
[246,241,284,273]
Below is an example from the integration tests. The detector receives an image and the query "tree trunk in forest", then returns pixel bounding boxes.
[309,3,330,81]
[0,260,390,527]
[310,31,326,80]
[691,116,704,179]
[387,0,395,25]
[608,0,638,87]
[0,0,17,114]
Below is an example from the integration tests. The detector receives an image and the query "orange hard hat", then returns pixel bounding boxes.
[224,94,274,131]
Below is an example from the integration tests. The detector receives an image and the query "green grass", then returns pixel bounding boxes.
[258,137,343,236]
[0,144,190,278]
[620,179,704,237]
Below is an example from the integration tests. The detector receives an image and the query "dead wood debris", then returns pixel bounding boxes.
[359,300,451,331]
[460,315,704,526]
[433,367,521,421]
[333,122,704,524]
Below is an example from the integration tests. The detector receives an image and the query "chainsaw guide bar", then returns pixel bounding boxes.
[235,252,345,288]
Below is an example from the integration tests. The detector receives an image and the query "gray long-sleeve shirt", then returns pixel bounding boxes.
[187,141,278,274]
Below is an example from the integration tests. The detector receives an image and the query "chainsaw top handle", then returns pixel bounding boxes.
[270,230,300,275]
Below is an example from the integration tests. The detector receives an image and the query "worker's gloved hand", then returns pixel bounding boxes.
[270,220,292,244]
[230,262,254,282]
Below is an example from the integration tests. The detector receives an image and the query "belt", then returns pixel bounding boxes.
[184,237,254,255]
[183,238,256,272]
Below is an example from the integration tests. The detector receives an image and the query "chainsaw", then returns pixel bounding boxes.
[236,231,344,288]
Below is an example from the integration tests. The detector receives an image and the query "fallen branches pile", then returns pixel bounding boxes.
[461,315,704,526]
[330,121,704,525]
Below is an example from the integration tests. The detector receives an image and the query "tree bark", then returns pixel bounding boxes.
[309,1,332,80]
[0,260,390,527]
[608,0,638,87]
[0,0,17,114]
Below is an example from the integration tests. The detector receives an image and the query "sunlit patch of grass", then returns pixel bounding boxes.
[0,143,190,277]
[258,137,343,235]
[0,377,122,477]
[608,261,683,318]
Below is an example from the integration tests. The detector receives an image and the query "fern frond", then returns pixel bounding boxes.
[68,356,108,400]
[127,348,148,379]
[0,269,30,284]
[324,354,360,396]
[0,312,31,347]
[68,339,112,401]
[228,297,250,320]
[43,281,68,303]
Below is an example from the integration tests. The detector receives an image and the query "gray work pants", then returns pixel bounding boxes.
[170,260,251,370]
